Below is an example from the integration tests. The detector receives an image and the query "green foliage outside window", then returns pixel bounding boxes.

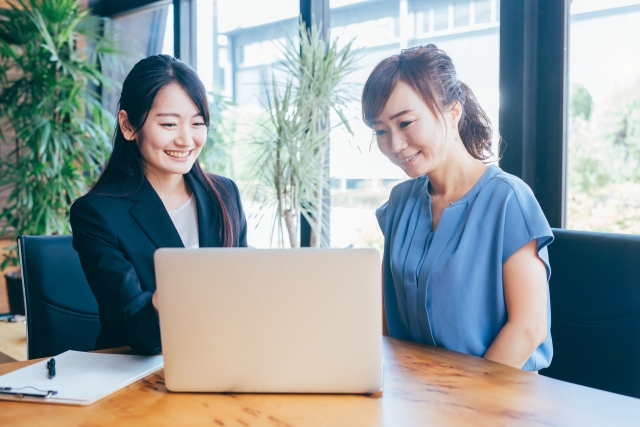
[567,80,640,233]
[200,89,237,178]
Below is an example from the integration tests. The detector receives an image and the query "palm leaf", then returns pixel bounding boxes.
[251,19,360,247]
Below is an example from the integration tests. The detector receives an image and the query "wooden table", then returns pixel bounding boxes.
[1,337,639,426]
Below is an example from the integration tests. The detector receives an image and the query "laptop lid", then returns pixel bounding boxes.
[155,248,382,393]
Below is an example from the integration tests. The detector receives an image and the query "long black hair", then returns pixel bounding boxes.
[91,54,238,246]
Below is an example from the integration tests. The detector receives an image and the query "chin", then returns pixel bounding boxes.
[410,159,435,178]
[164,162,196,176]
[404,165,428,178]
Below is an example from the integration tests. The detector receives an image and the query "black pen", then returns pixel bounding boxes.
[46,358,56,379]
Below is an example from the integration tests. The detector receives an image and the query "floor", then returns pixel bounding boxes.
[0,239,27,363]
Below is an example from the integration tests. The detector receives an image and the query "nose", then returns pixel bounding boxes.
[389,129,408,155]
[174,124,194,148]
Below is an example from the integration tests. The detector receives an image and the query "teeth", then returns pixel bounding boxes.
[165,150,190,158]
[398,152,419,164]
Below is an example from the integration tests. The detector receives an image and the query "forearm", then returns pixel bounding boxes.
[123,293,162,355]
[483,321,543,369]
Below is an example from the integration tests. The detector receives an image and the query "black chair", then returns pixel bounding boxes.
[18,235,100,359]
[541,228,640,399]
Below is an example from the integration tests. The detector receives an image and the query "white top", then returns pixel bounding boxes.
[167,194,200,248]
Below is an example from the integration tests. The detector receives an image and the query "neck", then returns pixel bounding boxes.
[145,168,190,206]
[427,141,488,201]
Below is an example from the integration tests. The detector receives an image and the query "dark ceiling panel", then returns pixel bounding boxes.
[88,0,166,17]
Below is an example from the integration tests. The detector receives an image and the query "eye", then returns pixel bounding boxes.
[161,123,177,128]
[193,121,206,127]
[399,121,414,128]
[374,129,386,136]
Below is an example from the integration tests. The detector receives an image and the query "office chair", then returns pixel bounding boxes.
[541,228,640,399]
[18,235,100,359]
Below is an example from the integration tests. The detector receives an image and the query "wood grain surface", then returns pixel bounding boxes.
[0,320,26,361]
[0,337,638,427]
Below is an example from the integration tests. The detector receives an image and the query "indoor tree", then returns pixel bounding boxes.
[0,0,122,268]
[253,20,359,248]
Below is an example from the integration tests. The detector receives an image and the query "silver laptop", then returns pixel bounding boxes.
[154,248,383,394]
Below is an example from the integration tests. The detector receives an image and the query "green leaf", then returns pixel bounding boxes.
[0,0,125,267]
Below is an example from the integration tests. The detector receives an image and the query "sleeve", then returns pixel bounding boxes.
[501,184,554,279]
[228,178,248,247]
[70,197,161,354]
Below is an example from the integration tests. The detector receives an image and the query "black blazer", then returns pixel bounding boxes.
[70,170,247,354]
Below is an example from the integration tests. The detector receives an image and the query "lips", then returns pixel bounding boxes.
[165,150,192,159]
[397,151,420,165]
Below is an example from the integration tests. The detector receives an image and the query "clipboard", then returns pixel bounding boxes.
[0,350,164,405]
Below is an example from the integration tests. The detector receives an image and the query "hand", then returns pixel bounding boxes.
[152,291,159,313]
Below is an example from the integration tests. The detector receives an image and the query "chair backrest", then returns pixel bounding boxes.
[540,228,640,398]
[18,235,100,359]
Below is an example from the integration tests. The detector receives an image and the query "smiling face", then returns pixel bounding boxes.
[119,82,207,181]
[371,81,461,178]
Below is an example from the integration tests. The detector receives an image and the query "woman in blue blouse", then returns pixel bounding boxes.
[362,45,553,370]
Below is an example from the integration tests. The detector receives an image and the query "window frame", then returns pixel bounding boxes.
[499,0,570,228]
[100,0,572,239]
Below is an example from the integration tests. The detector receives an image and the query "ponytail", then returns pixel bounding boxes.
[457,82,493,161]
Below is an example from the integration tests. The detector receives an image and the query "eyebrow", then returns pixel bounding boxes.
[370,110,412,125]
[155,112,203,118]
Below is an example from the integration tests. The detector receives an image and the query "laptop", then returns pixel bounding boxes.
[154,248,383,394]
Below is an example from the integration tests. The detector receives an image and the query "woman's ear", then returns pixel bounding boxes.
[449,101,462,129]
[118,110,136,141]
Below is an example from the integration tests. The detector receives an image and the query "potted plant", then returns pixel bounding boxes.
[0,0,121,314]
[253,20,359,248]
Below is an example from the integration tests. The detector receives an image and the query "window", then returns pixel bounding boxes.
[474,0,492,25]
[191,0,502,248]
[566,0,640,233]
[103,3,174,114]
[329,0,500,251]
[195,0,299,247]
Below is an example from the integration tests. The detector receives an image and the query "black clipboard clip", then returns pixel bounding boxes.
[0,386,58,399]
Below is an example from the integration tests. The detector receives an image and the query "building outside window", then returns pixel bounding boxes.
[195,0,299,247]
[192,0,640,248]
[193,0,500,249]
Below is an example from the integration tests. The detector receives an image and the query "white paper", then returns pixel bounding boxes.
[0,350,164,405]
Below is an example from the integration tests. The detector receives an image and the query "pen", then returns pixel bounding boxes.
[47,358,55,379]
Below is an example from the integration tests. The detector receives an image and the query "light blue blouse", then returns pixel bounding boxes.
[376,165,554,371]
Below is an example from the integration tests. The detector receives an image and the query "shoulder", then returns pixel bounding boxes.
[388,176,426,200]
[207,173,239,193]
[478,168,552,252]
[482,169,545,219]
[203,173,241,205]
[383,176,428,211]
[376,176,427,225]
[70,182,136,220]
[200,173,244,217]
[72,190,116,214]
[488,169,536,202]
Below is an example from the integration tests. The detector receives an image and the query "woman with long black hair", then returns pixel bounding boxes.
[71,55,247,354]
